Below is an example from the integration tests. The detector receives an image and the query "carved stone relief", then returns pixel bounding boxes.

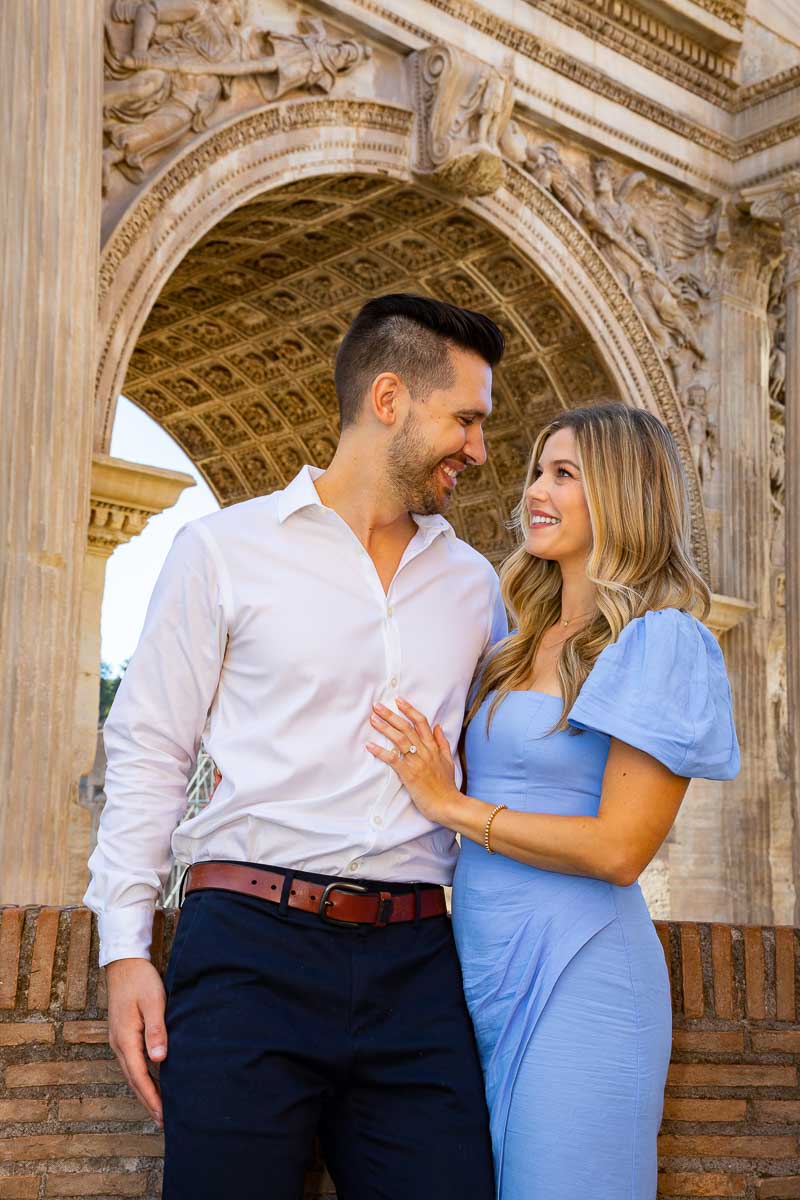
[103,4,372,194]
[122,172,620,566]
[517,138,721,394]
[768,263,787,519]
[409,44,514,196]
[683,383,717,491]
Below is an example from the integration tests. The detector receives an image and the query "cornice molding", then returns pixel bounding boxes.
[735,117,800,163]
[521,0,738,106]
[351,0,736,151]
[705,593,756,641]
[687,0,745,31]
[740,157,800,192]
[347,0,800,170]
[88,454,195,557]
[736,65,800,113]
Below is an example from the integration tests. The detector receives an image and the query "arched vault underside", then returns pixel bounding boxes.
[120,172,622,565]
[98,101,707,571]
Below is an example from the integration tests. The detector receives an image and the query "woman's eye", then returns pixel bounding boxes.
[557,468,572,478]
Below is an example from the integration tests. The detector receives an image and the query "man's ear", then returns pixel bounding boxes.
[370,372,405,428]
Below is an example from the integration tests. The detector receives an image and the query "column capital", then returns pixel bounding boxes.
[88,454,195,557]
[742,172,800,288]
[715,211,783,309]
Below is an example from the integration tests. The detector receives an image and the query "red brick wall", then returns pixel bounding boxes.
[657,923,800,1199]
[0,908,797,1199]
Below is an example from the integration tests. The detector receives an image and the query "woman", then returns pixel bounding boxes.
[366,403,739,1200]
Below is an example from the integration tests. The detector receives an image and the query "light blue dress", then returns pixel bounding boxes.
[452,609,740,1200]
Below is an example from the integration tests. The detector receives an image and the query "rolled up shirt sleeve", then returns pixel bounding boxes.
[84,521,230,967]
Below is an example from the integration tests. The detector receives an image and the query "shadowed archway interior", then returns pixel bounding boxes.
[122,173,620,565]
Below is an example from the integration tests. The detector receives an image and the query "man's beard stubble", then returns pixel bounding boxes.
[385,409,451,516]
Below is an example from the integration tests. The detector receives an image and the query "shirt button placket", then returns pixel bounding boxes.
[386,595,400,696]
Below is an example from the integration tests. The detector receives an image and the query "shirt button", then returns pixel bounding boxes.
[387,605,394,617]
[348,861,360,872]
[390,677,398,688]
[372,815,383,827]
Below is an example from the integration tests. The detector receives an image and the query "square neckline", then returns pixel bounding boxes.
[508,688,563,701]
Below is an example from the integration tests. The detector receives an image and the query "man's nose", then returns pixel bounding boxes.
[465,426,487,467]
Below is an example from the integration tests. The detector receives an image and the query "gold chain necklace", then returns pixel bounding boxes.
[559,609,595,627]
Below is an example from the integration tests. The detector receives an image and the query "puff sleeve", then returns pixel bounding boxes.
[567,608,740,780]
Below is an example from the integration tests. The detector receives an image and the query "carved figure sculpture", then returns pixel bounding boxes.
[256,26,370,102]
[525,143,592,224]
[768,264,787,407]
[112,0,245,68]
[524,144,714,380]
[589,159,707,367]
[683,383,716,488]
[770,419,786,513]
[411,44,514,196]
[103,10,371,191]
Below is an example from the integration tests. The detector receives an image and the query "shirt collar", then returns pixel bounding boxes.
[276,465,326,523]
[411,512,455,545]
[276,464,456,545]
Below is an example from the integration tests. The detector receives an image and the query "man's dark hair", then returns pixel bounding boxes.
[334,294,505,429]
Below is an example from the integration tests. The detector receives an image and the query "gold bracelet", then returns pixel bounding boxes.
[483,804,508,854]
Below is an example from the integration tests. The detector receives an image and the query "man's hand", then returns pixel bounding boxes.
[106,957,167,1126]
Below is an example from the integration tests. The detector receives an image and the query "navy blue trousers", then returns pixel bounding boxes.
[160,867,495,1199]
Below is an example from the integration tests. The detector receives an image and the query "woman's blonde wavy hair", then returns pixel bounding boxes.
[466,403,710,734]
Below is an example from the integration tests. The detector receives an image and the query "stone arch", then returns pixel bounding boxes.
[97,97,708,573]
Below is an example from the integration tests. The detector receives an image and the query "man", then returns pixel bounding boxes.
[85,293,507,1199]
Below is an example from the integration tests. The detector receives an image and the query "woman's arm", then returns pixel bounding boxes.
[448,739,688,886]
[367,699,688,887]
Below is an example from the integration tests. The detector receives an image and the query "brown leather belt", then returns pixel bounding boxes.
[184,862,447,927]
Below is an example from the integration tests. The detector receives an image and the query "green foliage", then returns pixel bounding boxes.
[99,660,128,723]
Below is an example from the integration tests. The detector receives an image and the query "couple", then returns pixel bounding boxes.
[85,293,739,1200]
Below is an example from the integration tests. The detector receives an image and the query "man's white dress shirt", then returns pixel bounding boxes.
[85,465,507,966]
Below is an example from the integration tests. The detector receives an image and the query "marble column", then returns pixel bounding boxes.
[743,174,800,923]
[63,456,196,904]
[700,223,784,923]
[0,3,103,903]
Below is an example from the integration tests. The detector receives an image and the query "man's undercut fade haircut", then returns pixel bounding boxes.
[334,293,505,429]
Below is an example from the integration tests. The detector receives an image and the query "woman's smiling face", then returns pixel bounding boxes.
[524,426,592,564]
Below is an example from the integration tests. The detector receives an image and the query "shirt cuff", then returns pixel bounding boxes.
[97,906,155,968]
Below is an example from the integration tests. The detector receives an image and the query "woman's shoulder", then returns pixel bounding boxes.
[611,606,714,648]
[587,606,726,703]
[568,607,739,780]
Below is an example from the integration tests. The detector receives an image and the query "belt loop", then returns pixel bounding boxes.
[413,882,423,927]
[278,869,295,917]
